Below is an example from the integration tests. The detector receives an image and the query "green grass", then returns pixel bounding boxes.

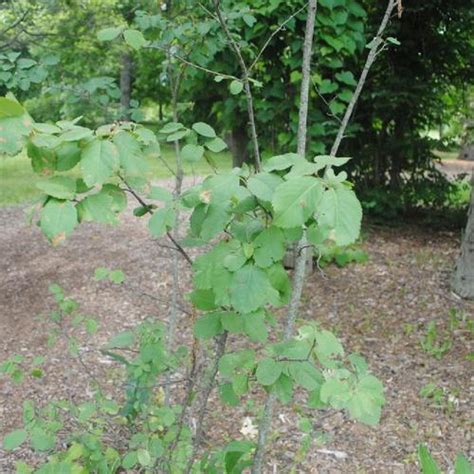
[0,146,232,207]
[433,150,459,161]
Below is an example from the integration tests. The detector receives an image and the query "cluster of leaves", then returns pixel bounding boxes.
[417,445,472,474]
[0,95,384,471]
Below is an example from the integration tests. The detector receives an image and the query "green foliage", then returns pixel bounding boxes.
[418,444,473,474]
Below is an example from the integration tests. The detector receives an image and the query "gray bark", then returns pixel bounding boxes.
[459,144,474,161]
[228,127,250,167]
[451,171,474,299]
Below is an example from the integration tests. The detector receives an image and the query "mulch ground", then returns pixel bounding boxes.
[0,177,472,473]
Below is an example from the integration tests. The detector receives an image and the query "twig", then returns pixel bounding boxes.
[330,0,397,157]
[252,3,318,472]
[249,3,309,72]
[185,331,228,474]
[214,0,261,171]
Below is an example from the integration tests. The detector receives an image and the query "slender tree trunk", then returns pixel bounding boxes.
[452,171,474,299]
[120,51,133,119]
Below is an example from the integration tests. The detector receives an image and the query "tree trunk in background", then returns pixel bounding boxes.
[120,51,133,120]
[228,127,249,167]
[459,144,474,161]
[452,171,474,299]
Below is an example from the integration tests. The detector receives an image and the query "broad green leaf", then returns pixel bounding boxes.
[335,71,357,86]
[192,122,216,138]
[30,428,55,452]
[203,172,240,203]
[230,80,244,95]
[113,131,149,176]
[313,155,351,169]
[320,379,351,408]
[256,358,281,386]
[253,226,286,268]
[60,126,93,142]
[159,122,184,134]
[55,141,81,171]
[148,207,176,237]
[105,330,134,349]
[0,97,24,118]
[418,445,441,474]
[273,373,294,404]
[36,176,76,200]
[149,186,173,202]
[247,172,283,202]
[315,330,344,359]
[232,374,249,396]
[194,312,223,339]
[102,184,127,213]
[219,383,240,406]
[188,289,217,310]
[263,153,302,172]
[230,264,278,313]
[77,191,117,224]
[347,374,384,425]
[272,176,323,228]
[288,361,323,391]
[124,29,147,50]
[0,109,32,155]
[182,144,204,163]
[122,451,138,469]
[220,312,244,333]
[33,123,61,134]
[317,185,362,245]
[40,199,78,243]
[241,311,268,342]
[219,349,255,377]
[166,129,189,142]
[205,137,227,153]
[137,449,152,467]
[3,429,27,450]
[80,139,119,187]
[97,27,123,41]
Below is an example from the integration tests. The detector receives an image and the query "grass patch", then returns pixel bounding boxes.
[0,146,232,207]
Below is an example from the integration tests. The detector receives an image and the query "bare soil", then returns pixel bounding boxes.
[0,178,472,473]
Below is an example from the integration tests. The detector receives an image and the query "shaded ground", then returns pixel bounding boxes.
[0,179,473,473]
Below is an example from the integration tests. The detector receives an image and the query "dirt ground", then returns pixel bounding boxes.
[0,176,473,473]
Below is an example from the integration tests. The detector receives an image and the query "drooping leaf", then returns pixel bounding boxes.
[253,226,286,268]
[148,206,176,237]
[418,445,441,474]
[192,122,216,138]
[182,144,204,163]
[77,191,117,224]
[194,312,223,339]
[230,264,279,313]
[113,131,149,176]
[230,80,244,95]
[124,29,147,50]
[40,199,78,243]
[36,176,76,200]
[263,153,302,172]
[97,27,123,41]
[205,137,227,153]
[256,358,281,386]
[317,185,362,246]
[80,139,119,187]
[272,176,323,228]
[247,172,283,202]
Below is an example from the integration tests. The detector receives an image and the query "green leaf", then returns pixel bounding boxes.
[109,270,125,284]
[30,428,55,452]
[230,80,244,95]
[288,361,323,391]
[335,71,357,86]
[219,349,255,377]
[159,122,184,134]
[97,27,123,41]
[36,176,76,200]
[0,97,24,118]
[247,172,283,202]
[273,373,294,404]
[55,141,81,171]
[182,144,204,163]
[166,129,189,142]
[347,374,384,425]
[454,454,473,474]
[3,429,27,450]
[317,185,362,245]
[253,227,286,268]
[192,122,216,138]
[256,358,281,386]
[220,312,244,333]
[263,153,302,172]
[102,183,127,213]
[242,311,268,343]
[188,289,217,310]
[418,445,441,474]
[0,107,32,155]
[113,131,149,176]
[219,383,240,406]
[60,126,93,142]
[230,264,279,313]
[205,137,227,153]
[272,176,323,228]
[80,139,119,187]
[148,207,176,237]
[315,330,344,359]
[194,312,223,339]
[77,191,117,224]
[40,199,78,243]
[149,186,173,202]
[124,29,147,50]
[313,155,351,169]
[105,330,134,349]
[137,449,152,467]
[122,451,138,469]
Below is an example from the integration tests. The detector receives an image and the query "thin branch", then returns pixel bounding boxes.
[249,3,308,72]
[330,0,397,157]
[214,0,261,171]
[185,331,228,474]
